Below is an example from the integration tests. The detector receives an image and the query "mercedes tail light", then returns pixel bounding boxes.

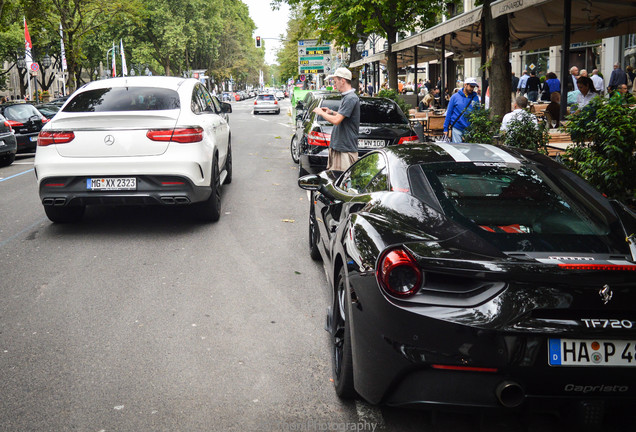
[4,121,13,131]
[307,131,331,147]
[397,135,419,145]
[377,248,423,297]
[147,127,204,143]
[38,131,75,146]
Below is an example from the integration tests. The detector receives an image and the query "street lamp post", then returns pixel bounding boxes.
[356,39,366,93]
[367,34,382,94]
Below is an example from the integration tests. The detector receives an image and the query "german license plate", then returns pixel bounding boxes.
[358,139,385,149]
[549,338,636,366]
[87,177,136,191]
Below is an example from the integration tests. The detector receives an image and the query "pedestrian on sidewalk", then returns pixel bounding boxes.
[607,63,627,93]
[313,67,360,172]
[443,77,480,143]
[526,70,541,102]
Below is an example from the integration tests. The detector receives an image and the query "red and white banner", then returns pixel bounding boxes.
[24,17,33,70]
[120,39,128,76]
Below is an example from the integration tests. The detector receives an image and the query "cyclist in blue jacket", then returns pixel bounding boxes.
[443,77,480,143]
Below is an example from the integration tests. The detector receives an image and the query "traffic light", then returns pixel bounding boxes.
[255,36,262,48]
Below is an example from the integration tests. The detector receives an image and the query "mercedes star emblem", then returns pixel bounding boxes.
[104,135,115,146]
[599,284,613,305]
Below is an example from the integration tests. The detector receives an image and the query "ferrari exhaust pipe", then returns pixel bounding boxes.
[496,381,524,408]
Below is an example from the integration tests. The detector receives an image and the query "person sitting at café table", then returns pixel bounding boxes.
[545,92,561,128]
[500,96,538,132]
[616,84,635,104]
[576,76,598,110]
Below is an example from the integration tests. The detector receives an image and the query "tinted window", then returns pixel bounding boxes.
[360,99,408,124]
[409,162,627,253]
[315,100,341,125]
[4,104,42,120]
[258,95,275,101]
[338,153,387,194]
[63,87,180,112]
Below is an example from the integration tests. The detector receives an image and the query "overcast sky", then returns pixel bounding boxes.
[242,0,291,65]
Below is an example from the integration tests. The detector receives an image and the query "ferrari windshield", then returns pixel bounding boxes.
[409,162,627,253]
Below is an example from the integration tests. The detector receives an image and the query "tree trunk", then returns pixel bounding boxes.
[349,39,363,93]
[386,30,398,90]
[484,0,511,119]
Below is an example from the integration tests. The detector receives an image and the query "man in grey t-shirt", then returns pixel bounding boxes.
[313,67,360,171]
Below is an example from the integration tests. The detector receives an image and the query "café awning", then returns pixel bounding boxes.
[494,0,636,51]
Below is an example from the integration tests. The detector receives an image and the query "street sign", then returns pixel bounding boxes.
[298,39,319,47]
[299,66,325,74]
[30,63,39,72]
[299,74,306,82]
[298,39,332,75]
[305,46,331,55]
[299,56,331,67]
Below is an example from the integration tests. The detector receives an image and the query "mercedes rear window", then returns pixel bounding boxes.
[409,162,627,253]
[360,99,408,125]
[63,87,180,112]
[4,104,42,121]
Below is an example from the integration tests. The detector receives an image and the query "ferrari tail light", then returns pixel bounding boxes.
[147,127,203,143]
[41,117,50,123]
[7,119,23,128]
[397,135,419,145]
[377,248,423,297]
[38,130,75,146]
[558,264,636,271]
[307,131,331,147]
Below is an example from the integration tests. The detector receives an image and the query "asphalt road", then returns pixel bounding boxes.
[0,97,608,432]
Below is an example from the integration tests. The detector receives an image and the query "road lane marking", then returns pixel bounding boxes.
[277,123,292,128]
[0,217,47,249]
[0,168,34,183]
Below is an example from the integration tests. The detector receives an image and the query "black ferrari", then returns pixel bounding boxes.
[298,142,636,421]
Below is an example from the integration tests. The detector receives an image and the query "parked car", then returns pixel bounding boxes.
[253,93,280,115]
[34,103,60,119]
[290,91,336,163]
[0,113,17,167]
[298,143,636,421]
[34,76,232,223]
[296,95,418,174]
[275,91,285,100]
[49,95,69,107]
[0,101,49,153]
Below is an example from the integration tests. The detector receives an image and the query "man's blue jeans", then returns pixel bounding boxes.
[452,127,463,143]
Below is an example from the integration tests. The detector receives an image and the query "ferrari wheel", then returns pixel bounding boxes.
[332,267,355,398]
[309,197,321,261]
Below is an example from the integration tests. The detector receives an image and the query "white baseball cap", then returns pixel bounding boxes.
[465,77,479,86]
[327,67,352,81]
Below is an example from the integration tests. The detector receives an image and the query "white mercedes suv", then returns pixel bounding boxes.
[34,76,232,223]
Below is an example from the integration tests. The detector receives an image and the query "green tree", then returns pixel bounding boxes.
[47,0,142,92]
[274,0,456,90]
[562,94,636,205]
